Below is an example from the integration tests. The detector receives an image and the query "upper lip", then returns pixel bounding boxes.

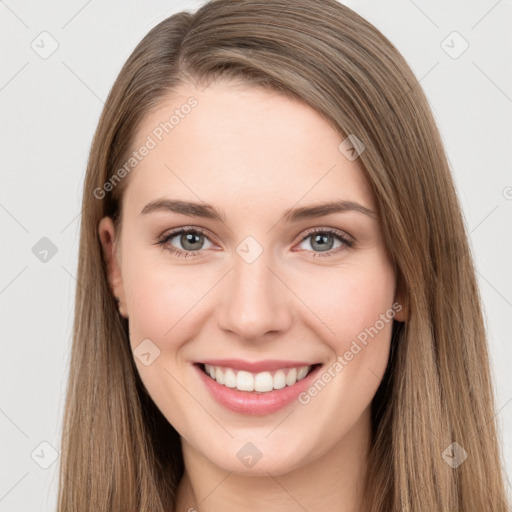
[197,359,320,373]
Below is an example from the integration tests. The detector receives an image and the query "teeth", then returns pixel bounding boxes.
[203,364,313,393]
[255,371,274,392]
[273,370,286,390]
[297,366,309,380]
[224,368,237,388]
[215,366,225,385]
[285,367,297,386]
[237,371,254,391]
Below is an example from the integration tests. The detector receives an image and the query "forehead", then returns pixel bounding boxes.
[123,81,375,218]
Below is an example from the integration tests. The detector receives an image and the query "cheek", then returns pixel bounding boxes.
[122,245,201,335]
[292,260,397,432]
[255,259,397,460]
[122,256,210,430]
[292,257,396,360]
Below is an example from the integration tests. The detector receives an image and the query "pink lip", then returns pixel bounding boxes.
[197,358,317,373]
[194,363,322,416]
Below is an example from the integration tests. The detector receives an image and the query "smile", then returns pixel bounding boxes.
[194,361,324,415]
[201,363,317,393]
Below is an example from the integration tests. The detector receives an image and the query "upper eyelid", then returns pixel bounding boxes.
[299,226,353,241]
[159,226,213,243]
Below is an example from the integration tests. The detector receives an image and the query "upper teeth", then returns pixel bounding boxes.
[204,364,312,393]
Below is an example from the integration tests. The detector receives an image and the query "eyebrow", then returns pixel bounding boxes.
[140,198,377,222]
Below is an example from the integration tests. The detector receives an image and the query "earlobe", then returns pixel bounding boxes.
[98,217,127,317]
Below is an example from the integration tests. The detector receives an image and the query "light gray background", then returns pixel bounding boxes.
[1,1,511,510]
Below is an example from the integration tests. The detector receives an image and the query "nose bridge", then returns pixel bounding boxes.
[216,244,292,340]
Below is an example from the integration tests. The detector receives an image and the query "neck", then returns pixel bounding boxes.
[174,407,372,512]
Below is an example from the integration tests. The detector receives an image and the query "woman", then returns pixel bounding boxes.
[57,0,510,510]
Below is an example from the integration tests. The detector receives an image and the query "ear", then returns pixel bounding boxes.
[98,216,128,318]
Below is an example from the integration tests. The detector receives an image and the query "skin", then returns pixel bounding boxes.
[99,81,405,512]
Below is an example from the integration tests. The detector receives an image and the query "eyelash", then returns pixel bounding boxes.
[156,226,354,258]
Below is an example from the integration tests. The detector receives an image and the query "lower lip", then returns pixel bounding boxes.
[194,363,322,416]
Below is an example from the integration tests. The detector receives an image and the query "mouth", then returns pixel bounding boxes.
[194,361,324,415]
[195,362,322,394]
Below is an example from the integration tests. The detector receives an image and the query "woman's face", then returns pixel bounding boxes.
[99,81,404,476]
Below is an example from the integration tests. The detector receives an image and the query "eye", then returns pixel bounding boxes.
[156,226,354,258]
[156,227,215,257]
[295,228,354,257]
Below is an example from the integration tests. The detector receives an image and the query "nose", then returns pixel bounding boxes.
[216,250,293,342]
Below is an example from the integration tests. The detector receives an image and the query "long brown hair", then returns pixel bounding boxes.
[57,1,510,510]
